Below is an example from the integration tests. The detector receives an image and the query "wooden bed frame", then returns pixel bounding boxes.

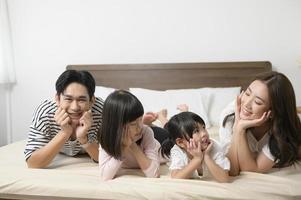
[67,61,272,90]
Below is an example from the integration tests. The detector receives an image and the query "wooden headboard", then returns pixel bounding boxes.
[67,61,272,90]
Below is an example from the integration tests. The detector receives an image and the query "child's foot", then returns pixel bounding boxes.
[157,109,168,127]
[143,112,158,125]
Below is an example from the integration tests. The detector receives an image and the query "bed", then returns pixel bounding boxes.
[1,61,301,200]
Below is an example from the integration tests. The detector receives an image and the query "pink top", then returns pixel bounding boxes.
[99,125,161,180]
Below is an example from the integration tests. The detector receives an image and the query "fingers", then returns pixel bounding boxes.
[55,107,70,126]
[79,110,92,127]
[256,110,271,125]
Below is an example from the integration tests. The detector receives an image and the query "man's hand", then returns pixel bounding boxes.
[76,110,92,144]
[54,107,73,136]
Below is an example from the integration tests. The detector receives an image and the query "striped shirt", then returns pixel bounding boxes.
[24,97,103,161]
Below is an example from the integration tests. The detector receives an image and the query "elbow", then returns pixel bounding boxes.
[100,175,113,181]
[26,161,46,169]
[143,160,160,178]
[26,157,47,169]
[216,175,230,183]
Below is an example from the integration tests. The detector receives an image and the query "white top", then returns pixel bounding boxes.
[169,139,230,178]
[219,100,275,161]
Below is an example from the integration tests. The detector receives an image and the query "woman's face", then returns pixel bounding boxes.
[240,80,271,120]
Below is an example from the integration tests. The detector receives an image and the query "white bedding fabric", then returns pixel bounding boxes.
[1,133,301,200]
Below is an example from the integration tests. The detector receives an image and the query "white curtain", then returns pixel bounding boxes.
[0,0,15,84]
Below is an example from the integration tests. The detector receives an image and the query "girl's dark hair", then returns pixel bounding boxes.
[223,71,301,167]
[98,90,144,159]
[55,70,95,99]
[160,112,205,158]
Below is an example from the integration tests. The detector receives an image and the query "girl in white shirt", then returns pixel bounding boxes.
[161,111,230,182]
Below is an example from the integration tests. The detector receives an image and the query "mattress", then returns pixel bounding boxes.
[0,130,301,200]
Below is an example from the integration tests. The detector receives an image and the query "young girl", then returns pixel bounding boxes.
[98,90,161,180]
[219,71,301,176]
[161,111,230,182]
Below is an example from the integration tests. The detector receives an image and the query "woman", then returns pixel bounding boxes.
[219,71,301,176]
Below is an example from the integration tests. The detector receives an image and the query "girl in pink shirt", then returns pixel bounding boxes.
[98,90,161,180]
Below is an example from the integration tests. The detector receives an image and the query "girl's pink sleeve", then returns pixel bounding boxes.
[141,126,160,178]
[98,145,123,181]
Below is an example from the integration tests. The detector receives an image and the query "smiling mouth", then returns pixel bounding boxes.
[68,113,82,119]
[242,107,252,116]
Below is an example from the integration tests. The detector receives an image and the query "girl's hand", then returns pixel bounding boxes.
[234,92,271,132]
[204,140,213,156]
[122,126,133,149]
[187,139,203,160]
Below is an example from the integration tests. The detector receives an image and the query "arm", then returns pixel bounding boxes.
[76,110,99,161]
[171,157,202,179]
[129,143,152,172]
[203,142,230,182]
[26,129,72,168]
[98,146,123,181]
[238,132,274,172]
[225,129,241,176]
[171,139,203,179]
[131,126,160,178]
[26,104,73,168]
[204,155,229,182]
[234,94,274,172]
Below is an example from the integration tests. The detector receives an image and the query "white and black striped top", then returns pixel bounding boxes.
[24,97,103,161]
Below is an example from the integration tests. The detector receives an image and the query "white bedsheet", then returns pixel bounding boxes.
[0,138,300,200]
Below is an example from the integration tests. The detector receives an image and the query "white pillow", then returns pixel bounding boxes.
[94,86,116,101]
[130,88,211,128]
[129,88,169,115]
[198,87,241,126]
[166,89,211,128]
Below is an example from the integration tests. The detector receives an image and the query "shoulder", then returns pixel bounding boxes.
[170,144,185,155]
[142,125,154,137]
[92,97,104,114]
[219,100,235,126]
[210,139,222,151]
[32,100,57,119]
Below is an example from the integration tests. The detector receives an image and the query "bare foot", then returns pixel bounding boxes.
[157,109,168,127]
[143,112,158,125]
[177,104,189,112]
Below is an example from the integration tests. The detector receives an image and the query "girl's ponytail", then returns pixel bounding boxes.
[160,138,175,158]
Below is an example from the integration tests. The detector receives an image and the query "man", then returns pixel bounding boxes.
[24,70,103,168]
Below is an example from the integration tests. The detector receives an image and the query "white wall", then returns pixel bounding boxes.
[5,0,301,142]
[0,85,7,146]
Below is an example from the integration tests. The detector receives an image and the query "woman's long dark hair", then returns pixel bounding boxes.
[97,90,144,159]
[223,71,301,167]
[160,112,205,158]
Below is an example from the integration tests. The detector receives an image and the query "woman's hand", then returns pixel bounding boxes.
[234,92,271,132]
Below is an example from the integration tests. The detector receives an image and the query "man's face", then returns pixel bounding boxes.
[56,82,93,125]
